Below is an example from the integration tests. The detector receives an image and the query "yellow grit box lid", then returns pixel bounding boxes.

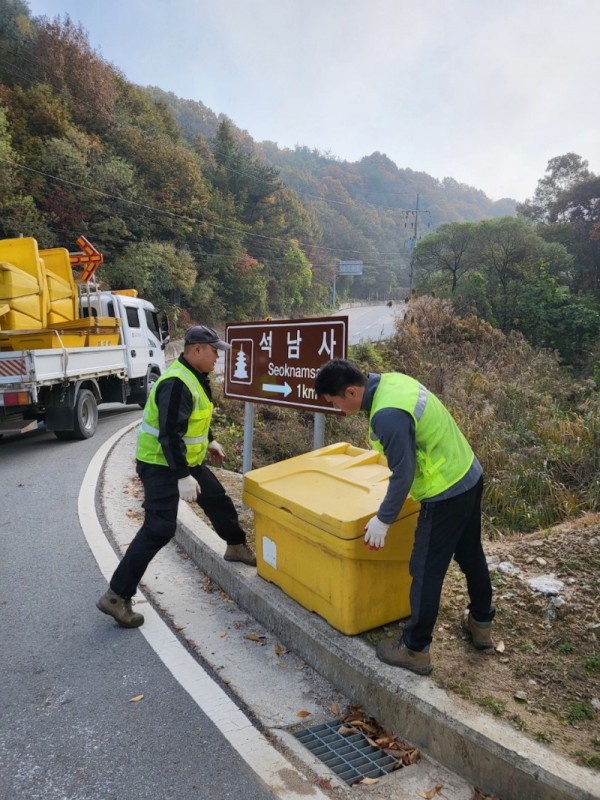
[243,442,420,540]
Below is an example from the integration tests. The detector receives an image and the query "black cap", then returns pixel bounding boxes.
[184,325,231,351]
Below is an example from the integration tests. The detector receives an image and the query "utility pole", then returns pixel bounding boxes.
[408,193,419,298]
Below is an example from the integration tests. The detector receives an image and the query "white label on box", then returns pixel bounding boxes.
[262,536,277,569]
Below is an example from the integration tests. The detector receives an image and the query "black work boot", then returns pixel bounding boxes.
[97,589,144,628]
[224,543,256,566]
[376,639,433,675]
[464,611,493,649]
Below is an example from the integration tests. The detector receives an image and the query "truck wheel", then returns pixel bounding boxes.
[72,389,98,438]
[139,371,159,409]
[54,388,98,440]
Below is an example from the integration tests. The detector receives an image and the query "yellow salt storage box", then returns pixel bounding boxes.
[242,442,420,635]
[0,237,49,330]
[39,247,78,325]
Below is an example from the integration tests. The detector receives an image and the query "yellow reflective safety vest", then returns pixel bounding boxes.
[368,373,474,501]
[136,359,213,467]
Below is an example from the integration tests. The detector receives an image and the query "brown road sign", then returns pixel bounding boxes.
[224,316,348,413]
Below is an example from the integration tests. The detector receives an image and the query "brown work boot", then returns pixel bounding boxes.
[464,611,493,649]
[224,543,257,566]
[97,589,144,628]
[376,639,433,675]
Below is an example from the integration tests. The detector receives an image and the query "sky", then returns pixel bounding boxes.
[25,0,600,203]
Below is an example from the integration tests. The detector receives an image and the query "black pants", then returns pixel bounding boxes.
[110,461,247,598]
[402,476,494,652]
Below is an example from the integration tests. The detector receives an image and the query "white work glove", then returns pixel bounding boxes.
[207,440,227,466]
[178,475,200,503]
[364,516,390,550]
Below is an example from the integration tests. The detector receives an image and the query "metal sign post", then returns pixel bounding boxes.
[242,401,255,475]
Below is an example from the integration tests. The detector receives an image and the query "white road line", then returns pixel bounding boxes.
[78,422,330,800]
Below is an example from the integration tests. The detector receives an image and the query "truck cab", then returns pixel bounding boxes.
[80,290,168,405]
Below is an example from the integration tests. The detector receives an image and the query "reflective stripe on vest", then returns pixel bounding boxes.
[368,373,474,501]
[140,419,208,447]
[136,360,213,467]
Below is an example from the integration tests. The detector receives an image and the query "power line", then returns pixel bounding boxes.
[0,157,423,263]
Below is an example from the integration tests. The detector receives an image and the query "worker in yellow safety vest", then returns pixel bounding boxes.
[97,325,256,629]
[315,359,494,675]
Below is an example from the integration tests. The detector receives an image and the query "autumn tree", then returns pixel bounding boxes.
[33,15,119,133]
[0,0,35,88]
[102,241,197,311]
[413,221,478,292]
[0,101,51,241]
[517,153,592,224]
[518,154,600,299]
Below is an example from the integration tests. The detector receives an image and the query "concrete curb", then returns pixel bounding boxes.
[101,427,599,800]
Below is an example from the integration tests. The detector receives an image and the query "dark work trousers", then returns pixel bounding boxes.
[110,460,247,599]
[401,476,494,652]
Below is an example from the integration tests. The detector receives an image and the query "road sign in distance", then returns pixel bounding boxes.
[224,316,348,413]
[338,260,363,275]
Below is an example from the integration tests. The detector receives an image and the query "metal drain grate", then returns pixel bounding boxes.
[293,720,400,785]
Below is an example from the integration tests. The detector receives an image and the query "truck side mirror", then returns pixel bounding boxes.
[160,313,170,348]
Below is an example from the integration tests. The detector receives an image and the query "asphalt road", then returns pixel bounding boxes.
[343,303,405,345]
[0,408,277,800]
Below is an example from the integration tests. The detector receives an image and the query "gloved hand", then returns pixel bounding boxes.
[364,516,390,550]
[207,440,227,466]
[178,475,200,503]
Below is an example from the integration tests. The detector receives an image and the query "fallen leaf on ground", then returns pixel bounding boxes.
[349,719,377,734]
[356,776,379,785]
[403,748,421,765]
[375,736,394,747]
[274,643,287,656]
[417,784,443,799]
[331,701,340,715]
[244,633,266,643]
[337,725,356,736]
[296,710,311,718]
[128,694,144,703]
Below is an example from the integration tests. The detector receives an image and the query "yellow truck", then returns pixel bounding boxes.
[0,236,169,440]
